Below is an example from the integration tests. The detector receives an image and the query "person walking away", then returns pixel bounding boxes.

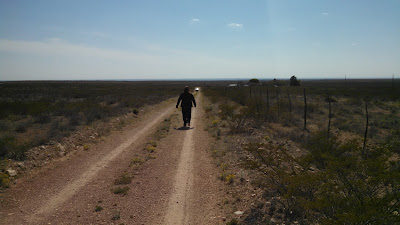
[176,86,196,127]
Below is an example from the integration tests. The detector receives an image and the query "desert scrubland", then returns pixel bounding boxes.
[0,79,399,224]
[201,79,400,224]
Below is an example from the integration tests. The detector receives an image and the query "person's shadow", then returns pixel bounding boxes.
[174,126,194,131]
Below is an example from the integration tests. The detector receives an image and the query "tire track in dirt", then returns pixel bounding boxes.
[27,106,174,223]
[163,106,196,224]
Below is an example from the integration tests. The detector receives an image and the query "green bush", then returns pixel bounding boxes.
[112,186,130,195]
[94,205,103,212]
[226,218,238,225]
[287,133,400,224]
[114,174,132,185]
[33,113,51,124]
[219,103,236,120]
[242,132,400,224]
[0,160,10,188]
[0,136,27,160]
[15,121,29,133]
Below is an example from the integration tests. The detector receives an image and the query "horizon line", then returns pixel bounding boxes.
[0,77,397,82]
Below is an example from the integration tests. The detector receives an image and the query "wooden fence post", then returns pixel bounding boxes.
[276,88,280,117]
[362,101,369,157]
[266,87,270,110]
[303,88,307,130]
[259,89,263,112]
[327,91,332,138]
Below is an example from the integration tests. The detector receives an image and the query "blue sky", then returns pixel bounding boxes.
[0,0,399,80]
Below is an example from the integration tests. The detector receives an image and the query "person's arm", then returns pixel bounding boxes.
[176,94,182,108]
[192,94,196,107]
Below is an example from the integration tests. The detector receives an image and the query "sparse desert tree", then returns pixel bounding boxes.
[249,78,260,84]
[290,76,300,86]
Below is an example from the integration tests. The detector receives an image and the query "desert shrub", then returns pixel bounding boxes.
[112,186,129,195]
[145,145,156,153]
[287,134,400,224]
[0,120,11,131]
[306,102,319,113]
[15,121,29,133]
[347,97,364,106]
[29,133,48,147]
[0,136,27,160]
[85,109,102,124]
[0,159,10,188]
[324,96,337,103]
[33,113,51,124]
[228,108,249,133]
[49,119,61,134]
[132,108,139,115]
[114,174,132,185]
[225,174,235,184]
[373,113,399,129]
[94,205,103,212]
[226,218,238,225]
[335,115,364,134]
[131,157,143,166]
[147,141,157,147]
[219,103,236,120]
[385,128,400,154]
[242,132,400,224]
[68,112,81,126]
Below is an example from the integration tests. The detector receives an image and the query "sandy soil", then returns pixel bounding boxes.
[0,92,224,225]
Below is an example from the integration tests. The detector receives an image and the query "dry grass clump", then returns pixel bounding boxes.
[113,174,132,185]
[112,186,130,195]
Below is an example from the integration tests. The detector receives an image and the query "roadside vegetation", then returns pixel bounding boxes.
[0,81,183,160]
[203,79,400,224]
[0,81,195,188]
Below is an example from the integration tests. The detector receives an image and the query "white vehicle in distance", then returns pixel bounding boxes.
[195,87,200,91]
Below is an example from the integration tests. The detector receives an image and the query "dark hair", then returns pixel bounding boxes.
[184,86,189,93]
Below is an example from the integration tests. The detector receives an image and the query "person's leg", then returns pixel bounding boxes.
[181,108,186,126]
[187,108,192,126]
[183,107,191,127]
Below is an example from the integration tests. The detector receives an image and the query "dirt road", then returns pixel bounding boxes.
[0,92,224,224]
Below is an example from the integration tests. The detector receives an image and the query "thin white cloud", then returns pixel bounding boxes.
[227,23,243,30]
[322,12,329,16]
[351,42,359,46]
[0,38,154,61]
[190,18,200,23]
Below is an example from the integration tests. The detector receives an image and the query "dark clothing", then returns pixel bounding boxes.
[182,107,192,125]
[176,92,196,108]
[176,92,196,126]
